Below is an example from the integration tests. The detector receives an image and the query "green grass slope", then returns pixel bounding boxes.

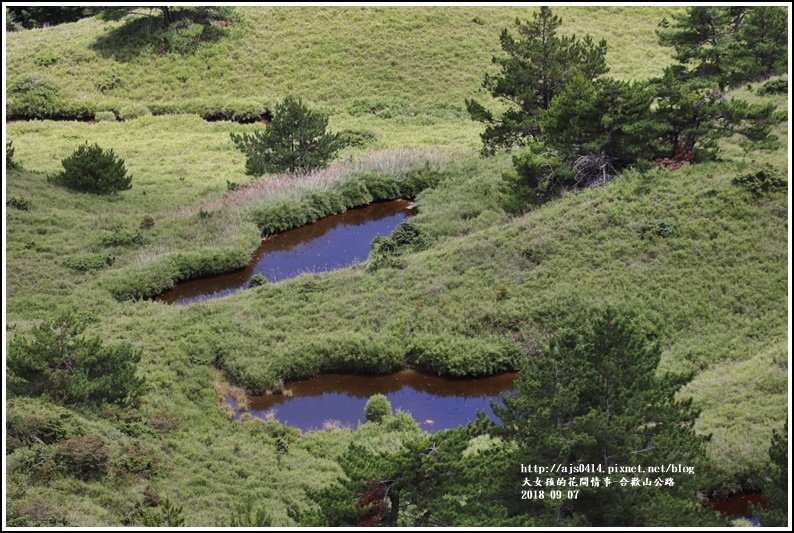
[6,6,678,118]
[4,5,788,526]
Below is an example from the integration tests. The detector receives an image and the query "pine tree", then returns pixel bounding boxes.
[657,7,788,90]
[758,420,788,526]
[651,65,778,160]
[231,96,345,175]
[492,306,720,526]
[7,314,145,406]
[466,7,608,155]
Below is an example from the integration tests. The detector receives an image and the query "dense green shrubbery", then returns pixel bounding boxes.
[50,142,132,194]
[338,129,378,148]
[6,315,145,406]
[7,196,31,211]
[103,245,252,301]
[409,334,520,376]
[253,169,448,235]
[364,394,392,423]
[7,76,97,120]
[757,78,787,96]
[54,435,109,480]
[7,6,93,29]
[95,110,118,122]
[368,222,431,271]
[6,398,77,453]
[732,166,787,198]
[248,274,267,288]
[100,227,148,247]
[117,102,151,121]
[63,253,116,272]
[140,215,156,229]
[96,72,123,93]
[201,105,271,124]
[399,165,450,198]
[7,139,18,168]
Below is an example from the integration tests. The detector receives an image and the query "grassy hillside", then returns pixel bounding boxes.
[4,6,788,526]
[6,7,678,118]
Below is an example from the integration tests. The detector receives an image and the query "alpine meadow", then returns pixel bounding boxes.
[3,5,790,528]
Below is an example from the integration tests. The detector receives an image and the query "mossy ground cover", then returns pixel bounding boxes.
[4,6,788,526]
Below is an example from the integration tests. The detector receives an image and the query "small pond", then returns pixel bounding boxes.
[160,199,414,304]
[226,369,518,432]
[704,491,767,524]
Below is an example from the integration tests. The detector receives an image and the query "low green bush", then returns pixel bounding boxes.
[639,219,675,239]
[409,334,520,376]
[6,398,76,453]
[117,102,151,121]
[95,110,118,122]
[364,394,392,423]
[338,129,378,148]
[96,72,123,93]
[732,166,787,198]
[757,78,787,96]
[399,165,449,198]
[7,76,62,119]
[7,196,31,211]
[368,222,431,271]
[248,274,267,288]
[50,142,132,194]
[140,215,155,230]
[100,227,148,247]
[7,139,18,169]
[64,253,115,272]
[54,435,109,480]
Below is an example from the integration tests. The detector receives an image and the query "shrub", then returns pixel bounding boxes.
[8,75,62,119]
[364,394,392,423]
[7,196,31,211]
[231,96,346,175]
[95,110,118,122]
[368,222,430,271]
[338,129,378,148]
[409,334,520,376]
[248,273,267,288]
[229,498,274,527]
[34,50,59,67]
[140,215,155,230]
[96,72,122,92]
[757,78,788,96]
[399,165,448,198]
[100,227,148,247]
[54,435,109,480]
[7,139,18,169]
[117,102,151,121]
[6,398,75,453]
[732,166,787,197]
[201,104,271,124]
[63,253,115,272]
[226,180,240,191]
[6,314,146,406]
[50,142,132,194]
[639,219,675,239]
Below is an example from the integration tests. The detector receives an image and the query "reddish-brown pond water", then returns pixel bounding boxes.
[704,491,767,523]
[160,199,414,304]
[226,369,518,432]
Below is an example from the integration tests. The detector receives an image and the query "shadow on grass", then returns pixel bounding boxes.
[90,10,230,61]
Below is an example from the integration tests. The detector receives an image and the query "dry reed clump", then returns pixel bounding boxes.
[175,148,449,217]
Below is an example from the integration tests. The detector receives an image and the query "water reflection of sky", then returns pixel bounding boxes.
[161,201,412,305]
[229,370,518,432]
